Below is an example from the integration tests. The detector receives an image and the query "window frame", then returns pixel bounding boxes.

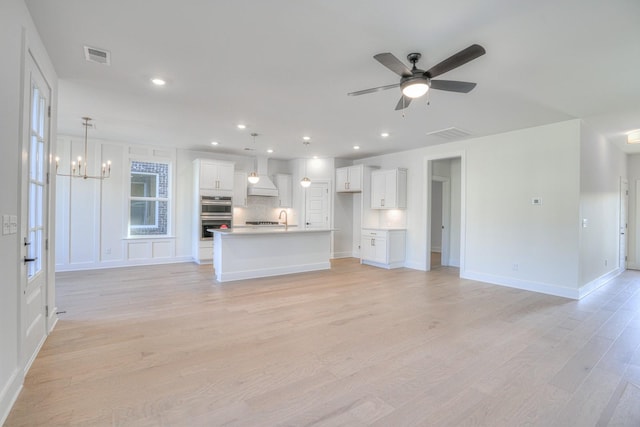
[127,160,171,237]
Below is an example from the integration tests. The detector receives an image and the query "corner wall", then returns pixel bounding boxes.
[0,0,57,423]
[578,123,627,297]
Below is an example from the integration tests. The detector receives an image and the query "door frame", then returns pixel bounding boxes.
[619,178,628,270]
[431,176,451,266]
[19,48,57,374]
[424,151,466,272]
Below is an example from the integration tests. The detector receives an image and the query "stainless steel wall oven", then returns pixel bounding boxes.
[199,196,232,240]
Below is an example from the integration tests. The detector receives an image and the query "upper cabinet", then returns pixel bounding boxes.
[371,168,407,209]
[195,159,234,192]
[336,164,363,192]
[275,173,292,208]
[233,171,248,207]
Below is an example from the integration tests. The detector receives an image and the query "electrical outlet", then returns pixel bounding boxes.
[531,197,542,205]
[105,248,111,255]
[512,264,519,271]
[604,259,608,267]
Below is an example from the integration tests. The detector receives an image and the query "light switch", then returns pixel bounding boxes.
[9,215,17,234]
[532,197,542,205]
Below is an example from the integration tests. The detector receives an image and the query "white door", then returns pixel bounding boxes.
[21,53,50,371]
[620,179,628,269]
[305,181,329,229]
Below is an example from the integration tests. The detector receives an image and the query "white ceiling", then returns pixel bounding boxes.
[25,0,640,160]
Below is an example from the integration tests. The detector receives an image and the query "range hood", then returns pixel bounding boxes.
[247,157,279,197]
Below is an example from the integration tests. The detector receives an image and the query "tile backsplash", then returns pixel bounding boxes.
[233,196,292,225]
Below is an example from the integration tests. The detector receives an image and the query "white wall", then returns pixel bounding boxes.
[55,137,315,270]
[0,0,57,423]
[358,120,615,298]
[578,123,627,296]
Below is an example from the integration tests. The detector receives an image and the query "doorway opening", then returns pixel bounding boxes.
[426,154,465,272]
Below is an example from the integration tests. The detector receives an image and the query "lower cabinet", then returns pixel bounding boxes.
[360,228,406,269]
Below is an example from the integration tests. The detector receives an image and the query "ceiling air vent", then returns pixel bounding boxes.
[84,46,111,65]
[427,127,471,141]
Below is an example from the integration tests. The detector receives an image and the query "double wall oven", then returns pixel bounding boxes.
[200,195,232,240]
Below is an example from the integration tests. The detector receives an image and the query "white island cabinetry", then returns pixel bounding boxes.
[212,228,332,282]
[361,228,406,269]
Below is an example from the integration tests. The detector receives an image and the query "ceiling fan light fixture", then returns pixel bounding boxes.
[401,78,430,98]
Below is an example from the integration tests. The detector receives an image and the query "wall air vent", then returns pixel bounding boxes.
[426,127,471,141]
[84,46,111,65]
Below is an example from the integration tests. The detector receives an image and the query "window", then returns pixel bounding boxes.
[129,161,170,236]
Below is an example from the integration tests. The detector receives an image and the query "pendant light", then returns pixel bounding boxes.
[300,140,311,188]
[55,117,112,180]
[248,132,260,184]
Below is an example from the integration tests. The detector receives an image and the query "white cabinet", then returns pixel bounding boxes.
[233,172,247,207]
[195,159,234,192]
[336,164,363,192]
[360,229,406,269]
[275,174,292,208]
[371,168,407,209]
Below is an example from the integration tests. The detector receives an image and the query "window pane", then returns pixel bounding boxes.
[131,173,157,197]
[130,200,157,226]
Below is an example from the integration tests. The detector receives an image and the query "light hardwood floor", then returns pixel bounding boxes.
[6,259,640,426]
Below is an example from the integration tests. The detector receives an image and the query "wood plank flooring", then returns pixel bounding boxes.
[5,259,640,426]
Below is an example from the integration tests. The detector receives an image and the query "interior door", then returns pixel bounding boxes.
[305,181,329,229]
[21,53,50,372]
[620,179,628,269]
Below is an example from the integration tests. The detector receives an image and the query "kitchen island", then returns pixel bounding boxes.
[211,228,333,282]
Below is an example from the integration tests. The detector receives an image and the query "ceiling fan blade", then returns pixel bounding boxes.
[430,80,477,93]
[425,44,486,78]
[394,95,412,111]
[347,83,400,97]
[374,53,412,77]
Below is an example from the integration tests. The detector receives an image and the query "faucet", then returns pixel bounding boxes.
[278,210,288,230]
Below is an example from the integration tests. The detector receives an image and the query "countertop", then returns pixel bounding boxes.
[209,227,334,235]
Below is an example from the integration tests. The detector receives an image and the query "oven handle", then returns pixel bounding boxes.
[200,199,232,206]
[200,214,233,220]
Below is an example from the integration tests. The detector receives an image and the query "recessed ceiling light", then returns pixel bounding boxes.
[211,141,219,146]
[353,145,360,150]
[267,149,274,153]
[151,78,166,86]
[237,124,246,129]
[381,132,389,138]
[303,136,311,141]
[628,130,640,144]
[313,155,318,159]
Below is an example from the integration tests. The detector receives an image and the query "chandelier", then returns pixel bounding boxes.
[55,117,111,180]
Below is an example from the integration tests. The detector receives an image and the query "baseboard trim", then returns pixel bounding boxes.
[0,369,22,426]
[578,268,623,299]
[331,251,353,259]
[461,270,579,299]
[55,256,194,272]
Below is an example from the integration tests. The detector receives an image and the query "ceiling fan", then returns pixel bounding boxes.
[348,44,486,110]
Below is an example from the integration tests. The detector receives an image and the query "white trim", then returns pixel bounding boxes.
[332,251,353,259]
[55,256,193,272]
[462,270,579,299]
[424,151,466,273]
[216,262,331,282]
[0,369,22,427]
[578,268,624,299]
[404,260,427,271]
[361,259,405,269]
[627,262,640,270]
